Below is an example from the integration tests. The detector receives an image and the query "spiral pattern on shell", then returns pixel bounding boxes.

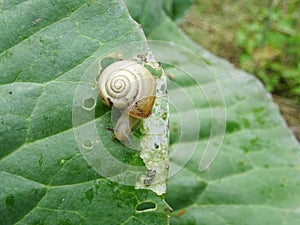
[98,60,156,119]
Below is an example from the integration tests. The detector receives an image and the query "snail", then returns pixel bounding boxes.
[98,60,156,144]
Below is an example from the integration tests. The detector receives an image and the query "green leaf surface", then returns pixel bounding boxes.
[125,1,300,224]
[0,1,168,225]
[125,0,194,34]
[162,0,195,22]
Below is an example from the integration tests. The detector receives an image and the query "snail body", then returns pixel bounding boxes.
[98,60,156,144]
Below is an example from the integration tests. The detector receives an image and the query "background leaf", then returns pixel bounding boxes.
[162,0,195,22]
[0,1,168,224]
[125,1,300,224]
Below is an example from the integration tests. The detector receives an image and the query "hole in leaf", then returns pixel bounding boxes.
[136,201,156,212]
[83,139,94,149]
[83,97,96,110]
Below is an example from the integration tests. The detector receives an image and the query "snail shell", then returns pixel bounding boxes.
[98,60,156,144]
[98,60,156,118]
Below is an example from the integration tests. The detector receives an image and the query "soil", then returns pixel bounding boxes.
[179,3,300,142]
[273,96,300,141]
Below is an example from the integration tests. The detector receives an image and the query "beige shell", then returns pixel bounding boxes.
[98,60,156,118]
[98,60,156,144]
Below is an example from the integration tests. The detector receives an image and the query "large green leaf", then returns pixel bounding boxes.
[125,1,300,224]
[0,1,169,224]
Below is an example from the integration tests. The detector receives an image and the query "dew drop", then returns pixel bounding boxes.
[60,159,66,165]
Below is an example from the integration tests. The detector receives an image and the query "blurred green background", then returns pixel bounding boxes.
[179,0,300,139]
